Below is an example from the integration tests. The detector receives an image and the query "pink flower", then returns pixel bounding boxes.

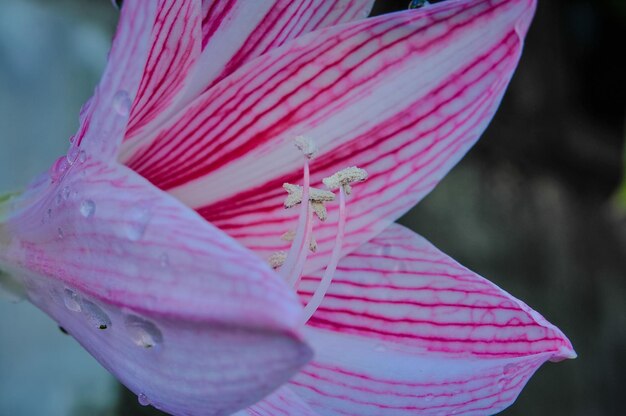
[0,1,574,415]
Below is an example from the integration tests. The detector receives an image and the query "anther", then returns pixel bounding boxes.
[294,136,317,159]
[281,230,296,241]
[322,166,368,195]
[282,230,316,252]
[283,183,335,221]
[268,251,287,269]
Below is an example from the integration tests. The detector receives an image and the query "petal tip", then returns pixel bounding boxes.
[550,343,577,362]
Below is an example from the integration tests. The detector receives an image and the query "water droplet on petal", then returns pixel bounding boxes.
[57,227,64,240]
[78,150,87,163]
[124,315,163,349]
[82,300,111,330]
[61,186,71,200]
[80,200,96,218]
[63,288,81,312]
[125,206,151,241]
[424,394,434,402]
[497,377,507,389]
[66,146,80,165]
[113,90,132,117]
[137,393,150,406]
[50,156,69,183]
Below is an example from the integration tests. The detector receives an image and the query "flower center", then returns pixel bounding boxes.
[270,137,367,324]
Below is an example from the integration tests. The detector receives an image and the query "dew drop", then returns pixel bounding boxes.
[78,150,87,163]
[57,227,64,240]
[137,393,150,406]
[113,90,132,117]
[80,200,96,218]
[50,156,69,183]
[82,300,111,330]
[63,288,81,312]
[61,186,71,200]
[69,135,75,144]
[66,145,80,165]
[125,206,151,241]
[124,315,163,349]
[424,394,434,402]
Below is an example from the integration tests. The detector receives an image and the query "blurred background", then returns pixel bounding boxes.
[0,0,624,415]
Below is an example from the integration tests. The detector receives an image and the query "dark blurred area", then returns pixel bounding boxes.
[1,0,625,415]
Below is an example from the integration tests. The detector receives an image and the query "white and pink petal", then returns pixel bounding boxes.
[290,223,574,415]
[240,386,321,416]
[120,0,538,274]
[123,0,377,144]
[0,159,311,416]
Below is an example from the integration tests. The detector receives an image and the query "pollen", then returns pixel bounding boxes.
[294,136,317,159]
[283,183,335,220]
[268,251,287,269]
[281,230,296,241]
[323,166,368,195]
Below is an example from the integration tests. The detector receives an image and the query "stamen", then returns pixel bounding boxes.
[322,166,368,195]
[285,230,317,252]
[283,183,335,220]
[279,159,313,284]
[301,186,347,324]
[268,251,287,269]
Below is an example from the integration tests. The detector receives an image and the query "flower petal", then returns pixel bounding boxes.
[123,0,376,144]
[0,159,311,416]
[74,0,156,159]
[75,0,202,159]
[123,0,202,140]
[239,386,320,416]
[120,0,537,274]
[178,0,376,102]
[289,223,574,415]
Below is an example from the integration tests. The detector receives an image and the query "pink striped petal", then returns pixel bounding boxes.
[120,0,537,274]
[241,386,320,416]
[0,160,311,416]
[123,0,202,140]
[73,0,161,160]
[290,223,574,415]
[122,0,376,144]
[181,0,376,99]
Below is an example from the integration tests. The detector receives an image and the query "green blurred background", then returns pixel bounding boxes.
[0,0,624,415]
